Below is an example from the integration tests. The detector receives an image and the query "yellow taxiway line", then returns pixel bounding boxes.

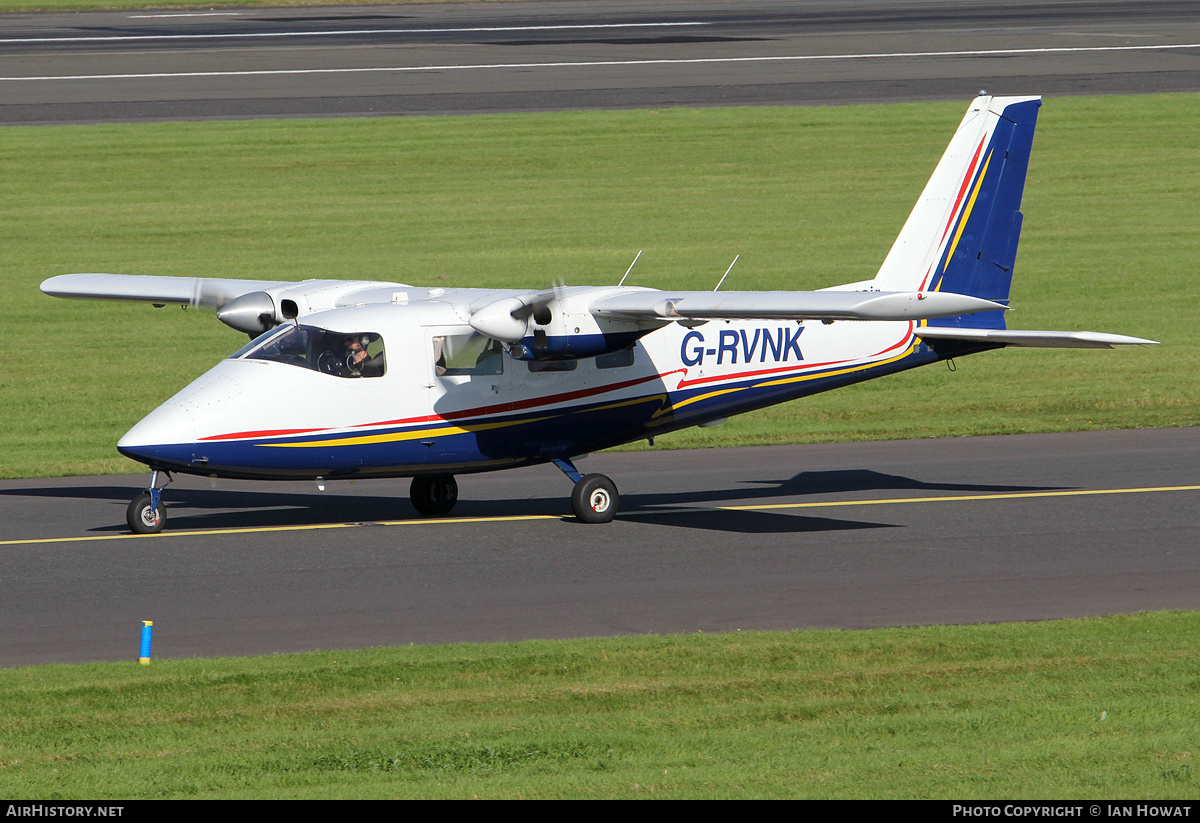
[2,485,1197,547]
[705,485,1200,512]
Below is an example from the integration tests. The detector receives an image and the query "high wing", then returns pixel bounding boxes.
[42,273,1012,351]
[460,282,1014,361]
[41,273,412,335]
[588,288,1006,322]
[40,273,299,308]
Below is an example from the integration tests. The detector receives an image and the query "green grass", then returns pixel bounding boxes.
[1,612,1198,799]
[1,97,1193,478]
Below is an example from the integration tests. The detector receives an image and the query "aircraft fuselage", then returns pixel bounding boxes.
[116,292,948,481]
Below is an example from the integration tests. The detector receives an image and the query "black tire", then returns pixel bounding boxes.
[410,475,458,516]
[571,473,618,524]
[127,492,165,534]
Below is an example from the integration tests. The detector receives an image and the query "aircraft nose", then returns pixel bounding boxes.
[117,402,197,460]
[116,370,248,470]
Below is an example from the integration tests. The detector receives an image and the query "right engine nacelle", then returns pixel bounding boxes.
[468,288,665,361]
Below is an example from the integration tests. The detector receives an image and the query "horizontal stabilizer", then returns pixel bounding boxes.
[590,289,1006,322]
[916,327,1159,349]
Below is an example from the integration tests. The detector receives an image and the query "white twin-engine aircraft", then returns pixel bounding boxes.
[43,95,1156,533]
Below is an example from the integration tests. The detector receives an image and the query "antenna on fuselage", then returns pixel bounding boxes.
[714,255,740,291]
[617,250,643,286]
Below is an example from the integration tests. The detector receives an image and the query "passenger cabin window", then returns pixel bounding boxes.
[235,324,386,378]
[596,348,635,369]
[528,359,577,373]
[434,333,503,377]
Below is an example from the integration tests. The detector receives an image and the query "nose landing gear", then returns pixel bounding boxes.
[127,469,171,534]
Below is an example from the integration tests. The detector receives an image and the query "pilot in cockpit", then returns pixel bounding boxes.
[342,334,385,377]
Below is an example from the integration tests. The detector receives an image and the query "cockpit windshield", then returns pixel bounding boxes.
[231,324,386,378]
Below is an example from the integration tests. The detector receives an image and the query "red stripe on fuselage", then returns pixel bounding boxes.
[676,325,914,389]
[200,427,326,441]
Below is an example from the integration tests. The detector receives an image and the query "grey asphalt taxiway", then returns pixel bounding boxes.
[3,0,1200,124]
[2,428,1197,667]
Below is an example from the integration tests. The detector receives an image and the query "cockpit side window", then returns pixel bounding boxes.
[234,324,386,378]
[229,325,288,360]
[433,333,503,377]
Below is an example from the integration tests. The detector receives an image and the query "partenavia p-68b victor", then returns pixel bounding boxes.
[42,95,1156,533]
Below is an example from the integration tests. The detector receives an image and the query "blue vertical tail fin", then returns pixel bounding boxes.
[872,95,1042,329]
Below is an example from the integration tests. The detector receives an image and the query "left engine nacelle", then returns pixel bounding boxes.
[215,291,281,335]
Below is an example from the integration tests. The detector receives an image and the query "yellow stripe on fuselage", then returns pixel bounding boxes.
[651,338,919,416]
[653,387,742,417]
[258,416,552,449]
[753,341,918,389]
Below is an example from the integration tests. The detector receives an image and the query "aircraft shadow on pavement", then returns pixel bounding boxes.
[608,469,1062,534]
[741,468,1064,497]
[620,508,898,535]
[1,469,1064,536]
[620,468,1062,509]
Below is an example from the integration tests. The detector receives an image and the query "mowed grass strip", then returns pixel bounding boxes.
[1,612,1198,799]
[1,97,1192,478]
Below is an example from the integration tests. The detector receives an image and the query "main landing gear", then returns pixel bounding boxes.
[409,474,459,516]
[128,469,171,534]
[555,458,619,524]
[406,459,619,524]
